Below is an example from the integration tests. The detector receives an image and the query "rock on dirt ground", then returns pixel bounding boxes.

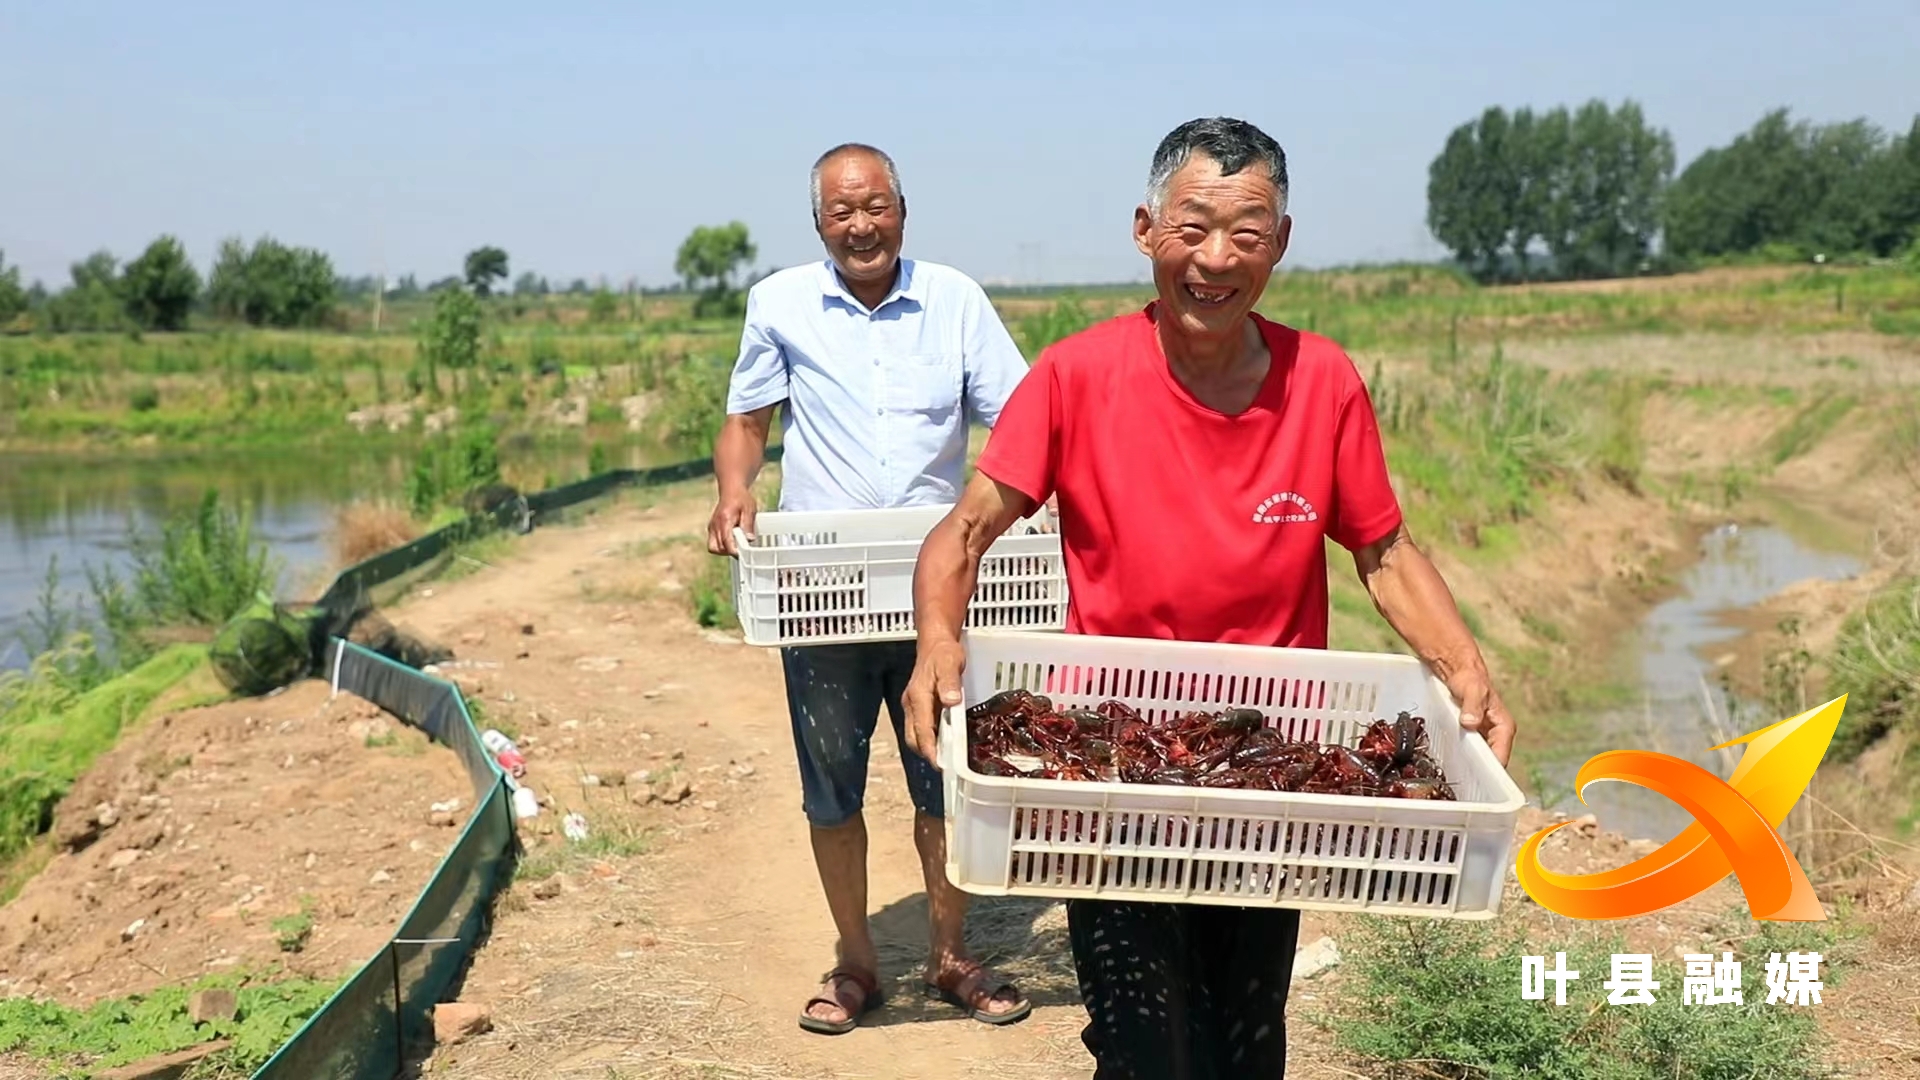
[0,680,470,1007]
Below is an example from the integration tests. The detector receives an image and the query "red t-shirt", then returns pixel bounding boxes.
[974,304,1403,649]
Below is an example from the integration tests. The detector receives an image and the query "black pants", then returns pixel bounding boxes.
[1068,900,1301,1079]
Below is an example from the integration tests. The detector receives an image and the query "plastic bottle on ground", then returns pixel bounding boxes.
[480,729,527,777]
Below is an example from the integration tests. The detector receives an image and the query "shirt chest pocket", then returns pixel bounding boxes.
[880,352,962,414]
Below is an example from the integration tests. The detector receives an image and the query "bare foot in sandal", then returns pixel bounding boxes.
[925,955,1032,1025]
[799,965,884,1035]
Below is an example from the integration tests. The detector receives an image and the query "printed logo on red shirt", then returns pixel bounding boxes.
[1252,492,1318,524]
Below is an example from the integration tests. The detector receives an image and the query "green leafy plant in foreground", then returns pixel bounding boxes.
[0,971,335,1076]
[1314,911,1852,1080]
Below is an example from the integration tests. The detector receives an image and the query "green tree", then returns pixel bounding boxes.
[511,271,544,296]
[1804,119,1901,255]
[1431,99,1672,282]
[0,249,24,326]
[588,287,618,323]
[205,236,337,327]
[418,286,483,398]
[1507,106,1559,280]
[1660,108,1900,261]
[120,235,201,331]
[1425,113,1512,280]
[47,251,126,331]
[1547,100,1674,278]
[1885,117,1920,251]
[464,246,509,297]
[675,221,757,317]
[205,238,249,320]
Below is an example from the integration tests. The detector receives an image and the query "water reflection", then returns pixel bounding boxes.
[0,442,672,668]
[1544,522,1862,842]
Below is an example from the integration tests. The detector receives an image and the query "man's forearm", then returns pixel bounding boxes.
[714,411,772,497]
[1358,530,1488,683]
[914,474,1034,646]
[914,514,980,647]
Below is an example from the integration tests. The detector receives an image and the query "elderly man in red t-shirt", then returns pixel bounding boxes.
[902,116,1517,1078]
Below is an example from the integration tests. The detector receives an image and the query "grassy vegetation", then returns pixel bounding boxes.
[1255,262,1920,349]
[1761,391,1859,466]
[0,642,206,864]
[1313,905,1867,1079]
[0,968,334,1077]
[1368,340,1647,554]
[0,300,741,458]
[1824,576,1920,764]
[5,263,1915,460]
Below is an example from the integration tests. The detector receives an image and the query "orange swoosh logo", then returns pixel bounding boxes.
[1514,695,1846,921]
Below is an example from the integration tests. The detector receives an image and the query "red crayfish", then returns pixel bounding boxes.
[964,691,1457,801]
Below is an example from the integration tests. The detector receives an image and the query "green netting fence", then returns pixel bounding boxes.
[251,446,781,1079]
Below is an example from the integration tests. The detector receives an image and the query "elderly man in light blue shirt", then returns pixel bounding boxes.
[705,142,1034,1036]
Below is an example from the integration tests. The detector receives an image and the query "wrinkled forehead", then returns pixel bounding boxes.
[818,153,895,200]
[1162,156,1282,219]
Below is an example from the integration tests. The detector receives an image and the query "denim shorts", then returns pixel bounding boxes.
[780,640,945,828]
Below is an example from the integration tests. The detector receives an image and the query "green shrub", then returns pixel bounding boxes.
[649,355,732,454]
[406,423,504,519]
[97,488,280,630]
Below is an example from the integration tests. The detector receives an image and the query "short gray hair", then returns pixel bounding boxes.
[1145,117,1289,219]
[810,143,903,220]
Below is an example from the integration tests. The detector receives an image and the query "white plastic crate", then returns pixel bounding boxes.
[938,630,1526,919]
[729,505,1067,648]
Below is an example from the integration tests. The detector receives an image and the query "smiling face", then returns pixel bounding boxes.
[814,149,905,290]
[1133,153,1291,342]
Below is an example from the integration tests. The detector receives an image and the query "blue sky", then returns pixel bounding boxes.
[3,2,1916,290]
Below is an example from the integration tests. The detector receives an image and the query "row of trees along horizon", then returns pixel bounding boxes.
[2,101,1917,337]
[0,222,759,334]
[1428,101,1920,282]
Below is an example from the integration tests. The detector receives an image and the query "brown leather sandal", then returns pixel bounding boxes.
[798,965,885,1035]
[925,961,1033,1026]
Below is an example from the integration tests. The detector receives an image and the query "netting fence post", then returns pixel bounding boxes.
[388,941,405,1069]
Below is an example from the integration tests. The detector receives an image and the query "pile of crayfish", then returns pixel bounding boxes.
[964,689,1456,800]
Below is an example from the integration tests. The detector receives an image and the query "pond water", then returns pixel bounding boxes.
[1538,520,1865,843]
[0,442,683,671]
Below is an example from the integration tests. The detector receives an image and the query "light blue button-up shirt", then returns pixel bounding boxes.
[724,257,1032,512]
